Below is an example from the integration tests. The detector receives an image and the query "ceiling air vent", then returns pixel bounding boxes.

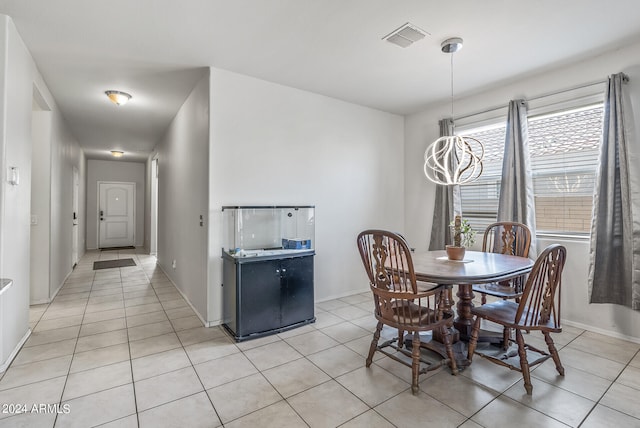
[382,22,429,48]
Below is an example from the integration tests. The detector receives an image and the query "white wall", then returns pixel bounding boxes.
[154,72,209,320]
[0,15,34,369]
[86,160,145,249]
[406,40,640,341]
[207,68,405,324]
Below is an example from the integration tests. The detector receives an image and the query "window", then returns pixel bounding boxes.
[458,103,603,235]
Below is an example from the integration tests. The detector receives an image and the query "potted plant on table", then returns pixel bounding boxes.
[446,215,476,261]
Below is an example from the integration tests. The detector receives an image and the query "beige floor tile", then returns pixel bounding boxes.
[313,311,348,329]
[459,357,524,393]
[25,325,80,347]
[206,373,281,423]
[471,395,571,428]
[225,400,306,428]
[340,409,395,428]
[531,358,612,401]
[87,293,124,305]
[70,343,130,373]
[161,297,189,310]
[170,315,203,331]
[63,361,132,401]
[600,382,640,419]
[630,351,640,369]
[123,289,156,299]
[75,329,128,353]
[558,347,625,381]
[349,315,379,332]
[184,337,239,365]
[194,352,258,389]
[177,326,226,346]
[307,344,366,378]
[244,340,303,371]
[288,380,368,428]
[82,308,126,324]
[135,366,204,411]
[420,370,498,417]
[344,335,385,360]
[0,376,66,421]
[164,306,197,320]
[263,358,331,398]
[566,331,640,364]
[331,305,371,321]
[12,338,76,366]
[0,354,71,391]
[126,310,168,327]
[458,420,485,428]
[277,324,316,339]
[96,414,139,428]
[504,377,595,426]
[34,315,83,332]
[339,293,371,305]
[124,295,160,308]
[129,332,182,359]
[89,287,124,298]
[316,299,350,311]
[235,334,280,351]
[127,320,174,341]
[615,365,640,390]
[57,383,136,428]
[79,317,126,337]
[320,322,371,344]
[1,412,57,427]
[125,302,164,317]
[138,392,220,428]
[132,348,191,381]
[581,403,640,428]
[337,365,409,406]
[41,305,85,321]
[285,330,339,356]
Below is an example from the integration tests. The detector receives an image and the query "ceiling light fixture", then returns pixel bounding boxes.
[423,38,484,186]
[105,90,132,106]
[382,22,429,48]
[110,150,124,158]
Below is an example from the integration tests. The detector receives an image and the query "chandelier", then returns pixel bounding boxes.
[423,38,484,186]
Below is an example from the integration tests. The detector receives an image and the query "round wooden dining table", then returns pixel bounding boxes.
[411,249,534,340]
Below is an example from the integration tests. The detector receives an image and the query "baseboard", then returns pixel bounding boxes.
[155,263,210,328]
[563,319,640,344]
[0,328,31,373]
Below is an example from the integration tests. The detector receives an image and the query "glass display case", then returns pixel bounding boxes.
[222,206,315,258]
[221,206,315,341]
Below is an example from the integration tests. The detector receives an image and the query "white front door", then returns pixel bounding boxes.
[99,182,135,248]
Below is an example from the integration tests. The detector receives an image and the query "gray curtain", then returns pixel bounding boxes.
[497,99,537,258]
[589,73,640,309]
[429,118,461,250]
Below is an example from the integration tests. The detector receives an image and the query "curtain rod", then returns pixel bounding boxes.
[454,78,609,122]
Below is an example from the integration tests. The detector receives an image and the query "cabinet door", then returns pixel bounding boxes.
[281,256,314,327]
[238,260,282,336]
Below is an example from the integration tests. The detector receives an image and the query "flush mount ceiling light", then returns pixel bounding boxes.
[110,150,124,158]
[382,22,429,48]
[105,90,132,106]
[423,37,484,186]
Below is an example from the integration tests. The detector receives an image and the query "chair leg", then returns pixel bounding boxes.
[440,326,458,375]
[366,321,383,367]
[467,317,482,363]
[397,329,404,349]
[411,332,421,394]
[543,331,565,376]
[481,293,487,305]
[502,327,511,351]
[515,329,532,395]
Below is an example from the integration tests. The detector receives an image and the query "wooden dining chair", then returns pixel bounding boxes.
[357,230,458,394]
[467,244,566,395]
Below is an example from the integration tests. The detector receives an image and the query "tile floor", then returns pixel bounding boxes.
[1,249,640,427]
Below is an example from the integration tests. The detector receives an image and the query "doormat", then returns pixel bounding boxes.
[93,258,136,270]
[100,246,136,251]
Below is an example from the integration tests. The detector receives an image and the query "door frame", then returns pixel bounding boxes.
[150,156,158,255]
[97,181,136,249]
[72,166,79,266]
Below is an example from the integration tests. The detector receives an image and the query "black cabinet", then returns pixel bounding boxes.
[222,252,315,341]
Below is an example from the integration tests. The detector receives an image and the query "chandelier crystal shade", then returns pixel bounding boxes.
[423,38,484,186]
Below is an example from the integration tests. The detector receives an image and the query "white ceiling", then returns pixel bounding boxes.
[1,0,640,162]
